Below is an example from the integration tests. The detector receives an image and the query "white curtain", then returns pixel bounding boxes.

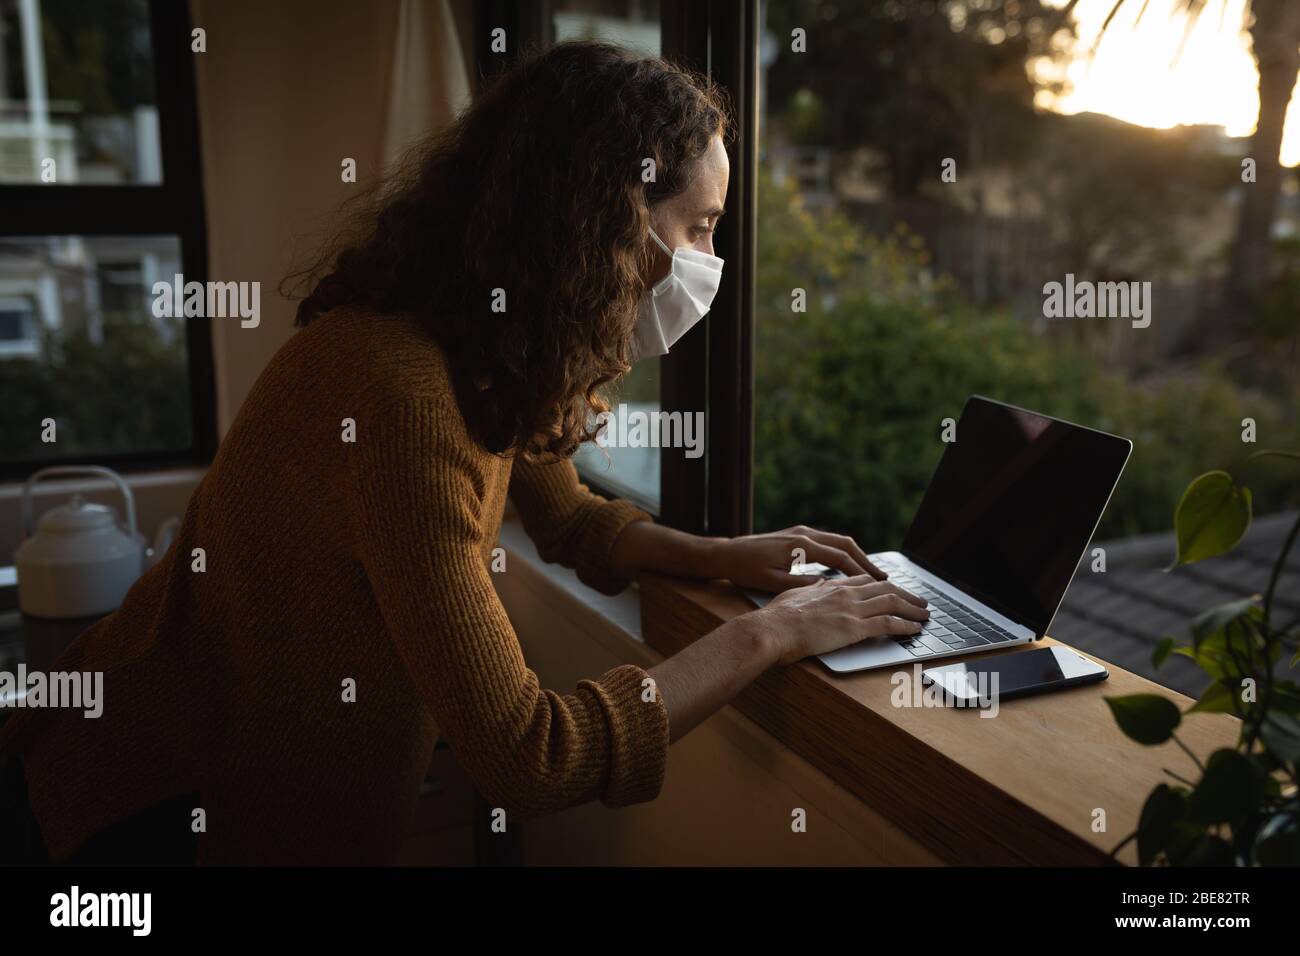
[384,0,471,166]
[189,0,471,435]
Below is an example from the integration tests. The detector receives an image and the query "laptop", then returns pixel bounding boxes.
[753,396,1132,673]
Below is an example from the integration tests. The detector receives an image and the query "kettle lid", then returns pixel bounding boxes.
[35,494,119,534]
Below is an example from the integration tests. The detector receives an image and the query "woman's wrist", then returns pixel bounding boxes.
[610,521,730,581]
[721,611,786,671]
[684,534,730,579]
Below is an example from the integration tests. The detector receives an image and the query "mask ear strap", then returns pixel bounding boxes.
[648,225,674,258]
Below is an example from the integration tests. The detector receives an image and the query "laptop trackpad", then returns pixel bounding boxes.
[818,637,914,673]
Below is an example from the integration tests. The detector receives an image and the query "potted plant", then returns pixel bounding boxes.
[1106,451,1300,866]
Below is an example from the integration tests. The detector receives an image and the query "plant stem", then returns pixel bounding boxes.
[1162,767,1195,787]
[1171,732,1205,774]
[1263,511,1300,632]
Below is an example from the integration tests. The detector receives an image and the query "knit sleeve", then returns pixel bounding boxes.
[346,398,669,817]
[508,453,653,595]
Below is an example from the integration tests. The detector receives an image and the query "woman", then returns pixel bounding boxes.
[0,42,928,865]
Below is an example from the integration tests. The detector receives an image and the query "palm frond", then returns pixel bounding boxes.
[1093,0,1243,68]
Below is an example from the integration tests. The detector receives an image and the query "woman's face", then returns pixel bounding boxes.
[645,133,730,287]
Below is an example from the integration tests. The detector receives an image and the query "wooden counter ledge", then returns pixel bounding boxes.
[640,573,1240,866]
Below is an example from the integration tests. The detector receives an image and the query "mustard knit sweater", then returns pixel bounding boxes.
[0,307,669,864]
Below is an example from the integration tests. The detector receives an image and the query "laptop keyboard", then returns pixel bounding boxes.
[870,556,1019,657]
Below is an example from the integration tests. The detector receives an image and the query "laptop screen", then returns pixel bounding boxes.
[901,397,1131,635]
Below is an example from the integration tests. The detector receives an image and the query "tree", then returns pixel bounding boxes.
[764,0,1077,197]
[1095,0,1300,315]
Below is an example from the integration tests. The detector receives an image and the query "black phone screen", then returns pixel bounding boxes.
[923,646,1107,700]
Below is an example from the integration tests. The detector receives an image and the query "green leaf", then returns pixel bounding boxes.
[1246,449,1300,465]
[1106,694,1182,745]
[1260,712,1300,763]
[1271,681,1300,717]
[1186,681,1236,715]
[1136,784,1186,867]
[1186,750,1260,825]
[1152,636,1176,669]
[1174,630,1232,681]
[1170,471,1252,568]
[1190,596,1258,647]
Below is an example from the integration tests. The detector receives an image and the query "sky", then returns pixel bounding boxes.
[1041,0,1300,167]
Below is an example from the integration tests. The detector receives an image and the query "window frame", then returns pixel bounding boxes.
[659,0,756,538]
[0,0,215,482]
[473,0,757,536]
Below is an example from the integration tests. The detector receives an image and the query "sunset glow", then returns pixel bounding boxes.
[1039,0,1300,166]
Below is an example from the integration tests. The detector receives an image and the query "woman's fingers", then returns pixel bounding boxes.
[861,615,926,638]
[861,581,929,609]
[794,538,866,578]
[784,526,886,580]
[855,592,931,622]
[826,577,928,609]
[762,570,932,662]
[826,571,884,587]
[802,527,885,580]
[764,569,823,592]
[829,534,886,580]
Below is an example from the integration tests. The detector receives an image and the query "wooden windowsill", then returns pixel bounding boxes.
[639,572,1240,866]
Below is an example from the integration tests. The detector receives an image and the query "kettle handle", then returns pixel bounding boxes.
[20,466,138,541]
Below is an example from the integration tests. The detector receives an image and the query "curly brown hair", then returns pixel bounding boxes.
[287,41,732,458]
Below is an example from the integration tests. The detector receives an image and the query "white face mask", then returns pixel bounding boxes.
[630,225,724,361]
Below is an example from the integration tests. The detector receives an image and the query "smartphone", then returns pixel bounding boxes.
[921,646,1108,704]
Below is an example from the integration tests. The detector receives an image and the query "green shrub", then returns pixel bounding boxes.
[753,169,1300,545]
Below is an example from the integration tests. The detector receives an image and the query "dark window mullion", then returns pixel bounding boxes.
[704,0,756,537]
[150,0,217,464]
[658,0,713,535]
[0,187,190,236]
[660,0,755,537]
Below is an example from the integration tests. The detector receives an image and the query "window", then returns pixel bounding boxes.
[752,0,1299,694]
[480,0,1300,695]
[553,0,661,55]
[0,293,39,357]
[0,0,211,479]
[475,1,752,530]
[0,0,162,185]
[551,0,665,513]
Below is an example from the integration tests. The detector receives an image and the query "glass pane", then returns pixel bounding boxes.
[554,0,663,510]
[0,235,192,463]
[0,0,162,184]
[553,0,660,55]
[754,2,1299,696]
[574,356,660,512]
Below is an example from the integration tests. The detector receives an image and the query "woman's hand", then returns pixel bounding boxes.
[648,572,930,741]
[754,574,930,664]
[700,525,886,592]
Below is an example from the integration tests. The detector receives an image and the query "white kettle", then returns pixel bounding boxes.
[15,466,145,619]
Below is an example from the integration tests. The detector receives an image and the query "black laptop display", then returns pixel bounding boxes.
[902,397,1133,637]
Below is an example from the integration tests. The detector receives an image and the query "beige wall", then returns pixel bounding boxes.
[189,0,470,434]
